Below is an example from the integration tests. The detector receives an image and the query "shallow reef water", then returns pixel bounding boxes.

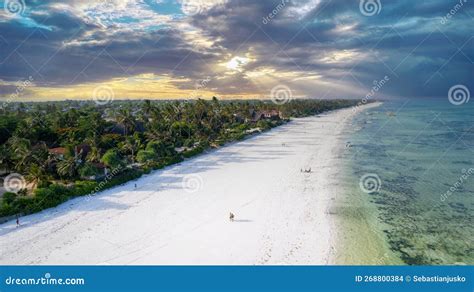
[346,99,474,265]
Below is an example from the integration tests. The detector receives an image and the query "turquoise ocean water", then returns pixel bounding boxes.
[340,99,473,265]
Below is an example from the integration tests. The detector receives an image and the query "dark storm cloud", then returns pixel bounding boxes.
[0,2,220,86]
[0,0,472,98]
[190,0,474,97]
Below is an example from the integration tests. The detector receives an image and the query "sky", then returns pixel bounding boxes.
[0,0,473,102]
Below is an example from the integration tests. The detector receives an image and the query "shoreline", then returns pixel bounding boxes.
[315,102,383,264]
[0,102,380,265]
[325,102,387,265]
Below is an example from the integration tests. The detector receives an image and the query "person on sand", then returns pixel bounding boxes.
[229,212,235,222]
[16,214,20,227]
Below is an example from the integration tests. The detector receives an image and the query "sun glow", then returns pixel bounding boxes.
[225,56,250,71]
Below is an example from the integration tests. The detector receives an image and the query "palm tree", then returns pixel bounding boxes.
[142,100,154,119]
[26,163,47,190]
[57,148,81,178]
[86,146,102,163]
[115,108,136,137]
[57,156,78,178]
[120,134,141,164]
[7,136,31,172]
[30,142,49,168]
[84,136,102,163]
[0,144,13,173]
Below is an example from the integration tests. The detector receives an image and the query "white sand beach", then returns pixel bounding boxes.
[0,103,380,265]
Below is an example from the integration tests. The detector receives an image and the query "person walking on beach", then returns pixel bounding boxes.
[16,214,20,227]
[229,212,235,222]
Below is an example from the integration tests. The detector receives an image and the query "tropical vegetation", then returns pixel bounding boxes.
[0,98,359,218]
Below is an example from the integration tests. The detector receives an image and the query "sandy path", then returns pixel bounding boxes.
[0,104,378,265]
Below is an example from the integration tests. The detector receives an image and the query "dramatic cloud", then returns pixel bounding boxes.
[0,0,472,101]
